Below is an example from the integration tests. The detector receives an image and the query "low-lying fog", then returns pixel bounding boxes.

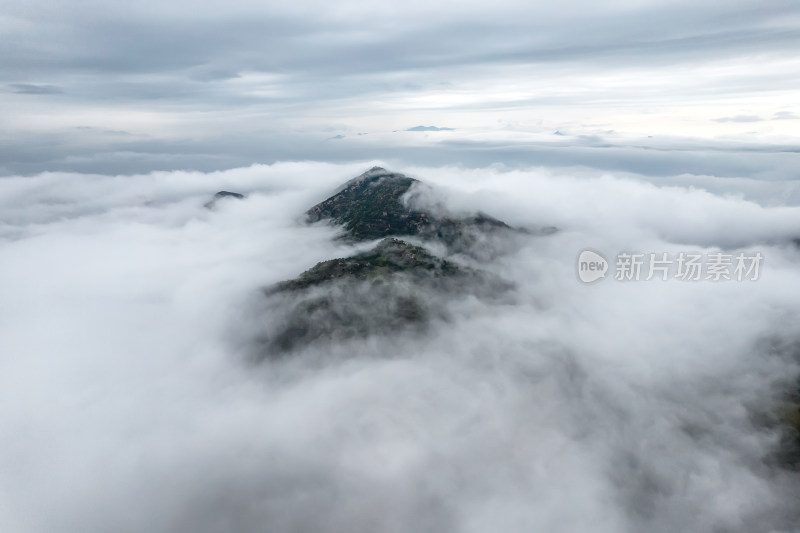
[1,162,799,532]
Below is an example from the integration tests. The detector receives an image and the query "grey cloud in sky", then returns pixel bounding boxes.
[1,127,796,181]
[3,1,798,93]
[407,126,454,131]
[0,0,798,176]
[714,115,764,123]
[773,111,799,120]
[3,2,797,74]
[9,83,64,95]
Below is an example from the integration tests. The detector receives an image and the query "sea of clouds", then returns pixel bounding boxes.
[1,162,800,532]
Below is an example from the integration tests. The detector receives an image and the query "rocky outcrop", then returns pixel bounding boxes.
[270,238,467,293]
[257,238,511,355]
[204,190,246,209]
[306,166,513,255]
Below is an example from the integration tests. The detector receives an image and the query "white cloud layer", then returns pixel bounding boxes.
[1,162,799,532]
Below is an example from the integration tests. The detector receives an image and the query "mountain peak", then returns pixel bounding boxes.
[307,169,422,241]
[306,167,513,258]
[255,168,521,358]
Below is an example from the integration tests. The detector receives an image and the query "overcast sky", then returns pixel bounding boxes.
[2,0,799,176]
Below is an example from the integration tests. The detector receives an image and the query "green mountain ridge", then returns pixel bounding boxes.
[306,166,514,254]
[256,168,517,357]
[270,238,467,294]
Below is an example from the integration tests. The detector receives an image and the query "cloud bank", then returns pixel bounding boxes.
[1,162,800,532]
[407,126,455,132]
[1,0,798,175]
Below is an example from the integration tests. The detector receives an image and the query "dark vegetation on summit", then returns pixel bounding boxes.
[258,237,511,354]
[305,167,425,241]
[204,190,246,209]
[760,339,800,472]
[778,391,800,470]
[270,238,466,294]
[306,166,513,254]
